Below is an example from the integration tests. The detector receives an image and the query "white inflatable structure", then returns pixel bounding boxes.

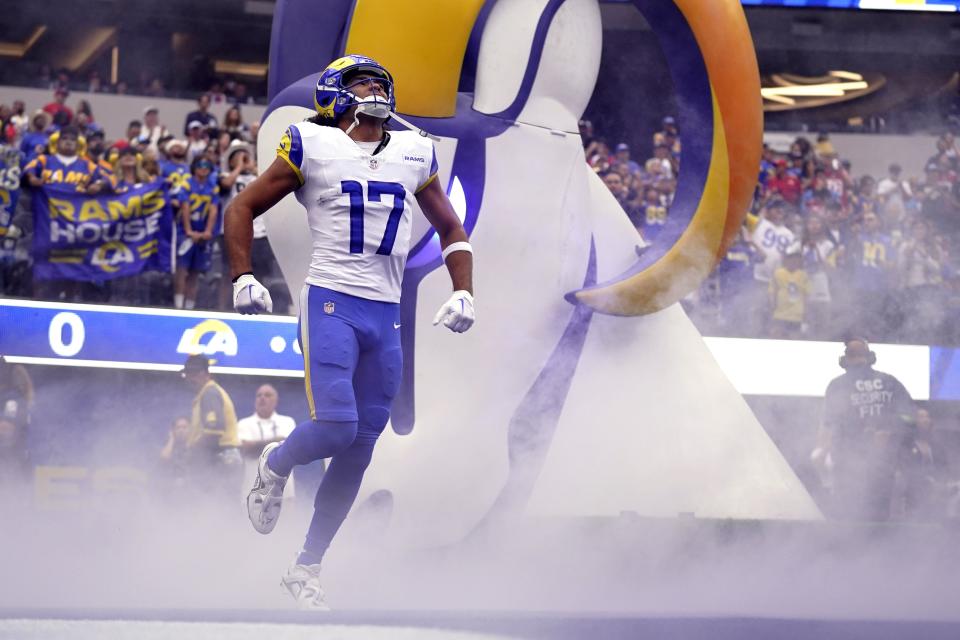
[258,0,821,548]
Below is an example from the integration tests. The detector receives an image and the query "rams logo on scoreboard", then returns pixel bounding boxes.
[176,319,238,357]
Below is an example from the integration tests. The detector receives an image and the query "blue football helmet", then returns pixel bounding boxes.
[314,54,395,123]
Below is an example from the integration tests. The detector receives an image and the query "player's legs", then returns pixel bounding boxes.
[249,287,363,534]
[298,301,402,565]
[267,286,364,477]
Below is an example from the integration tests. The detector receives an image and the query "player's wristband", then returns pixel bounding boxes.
[441,241,473,261]
[231,271,253,284]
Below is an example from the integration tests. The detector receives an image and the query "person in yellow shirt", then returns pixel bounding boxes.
[769,245,809,339]
[180,354,243,504]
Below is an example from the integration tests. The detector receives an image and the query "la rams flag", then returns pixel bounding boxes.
[32,180,174,280]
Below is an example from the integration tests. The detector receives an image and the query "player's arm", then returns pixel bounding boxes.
[224,157,299,278]
[416,177,475,333]
[223,157,299,313]
[416,177,472,294]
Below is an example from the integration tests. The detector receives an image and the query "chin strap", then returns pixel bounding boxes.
[344,112,362,136]
[345,94,442,142]
[389,112,441,142]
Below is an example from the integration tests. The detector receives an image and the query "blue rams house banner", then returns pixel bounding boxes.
[32,180,174,281]
[0,145,21,258]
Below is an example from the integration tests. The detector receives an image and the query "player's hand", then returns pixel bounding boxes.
[233,274,273,314]
[432,290,474,333]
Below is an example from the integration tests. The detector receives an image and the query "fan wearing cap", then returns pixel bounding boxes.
[174,156,220,309]
[613,143,641,174]
[185,120,209,164]
[160,139,191,192]
[653,116,681,157]
[815,337,915,521]
[179,354,242,499]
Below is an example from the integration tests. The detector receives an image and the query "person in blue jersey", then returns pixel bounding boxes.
[160,139,191,195]
[224,54,474,609]
[174,156,219,310]
[19,111,51,163]
[23,126,104,195]
[847,211,897,339]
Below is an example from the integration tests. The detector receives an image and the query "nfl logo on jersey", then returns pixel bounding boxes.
[368,157,380,171]
[324,301,335,314]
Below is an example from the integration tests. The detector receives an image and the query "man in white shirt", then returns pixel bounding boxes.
[237,384,298,504]
[748,199,796,335]
[237,384,296,454]
[139,106,170,154]
[876,163,912,221]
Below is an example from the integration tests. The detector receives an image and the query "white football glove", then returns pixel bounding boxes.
[432,290,474,333]
[233,274,273,314]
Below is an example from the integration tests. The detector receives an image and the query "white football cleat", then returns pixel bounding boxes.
[247,441,287,534]
[281,561,330,610]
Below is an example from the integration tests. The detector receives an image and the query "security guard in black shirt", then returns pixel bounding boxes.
[818,338,914,520]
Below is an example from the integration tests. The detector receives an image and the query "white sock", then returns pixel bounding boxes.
[185,299,196,310]
[174,294,184,309]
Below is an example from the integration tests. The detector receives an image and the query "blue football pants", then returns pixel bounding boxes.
[268,285,402,561]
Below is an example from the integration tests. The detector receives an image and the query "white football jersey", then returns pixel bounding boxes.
[277,121,438,302]
[750,217,795,283]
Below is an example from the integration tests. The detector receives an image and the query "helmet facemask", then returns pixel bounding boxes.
[343,71,394,119]
[314,55,439,141]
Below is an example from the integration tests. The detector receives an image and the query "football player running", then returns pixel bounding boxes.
[224,54,474,609]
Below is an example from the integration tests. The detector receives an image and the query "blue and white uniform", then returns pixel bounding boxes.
[264,121,437,564]
[279,121,437,302]
[276,121,436,420]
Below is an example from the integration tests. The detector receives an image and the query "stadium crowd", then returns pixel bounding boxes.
[583,117,960,346]
[0,88,289,312]
[2,85,960,346]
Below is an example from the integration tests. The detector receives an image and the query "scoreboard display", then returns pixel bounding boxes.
[740,0,959,10]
